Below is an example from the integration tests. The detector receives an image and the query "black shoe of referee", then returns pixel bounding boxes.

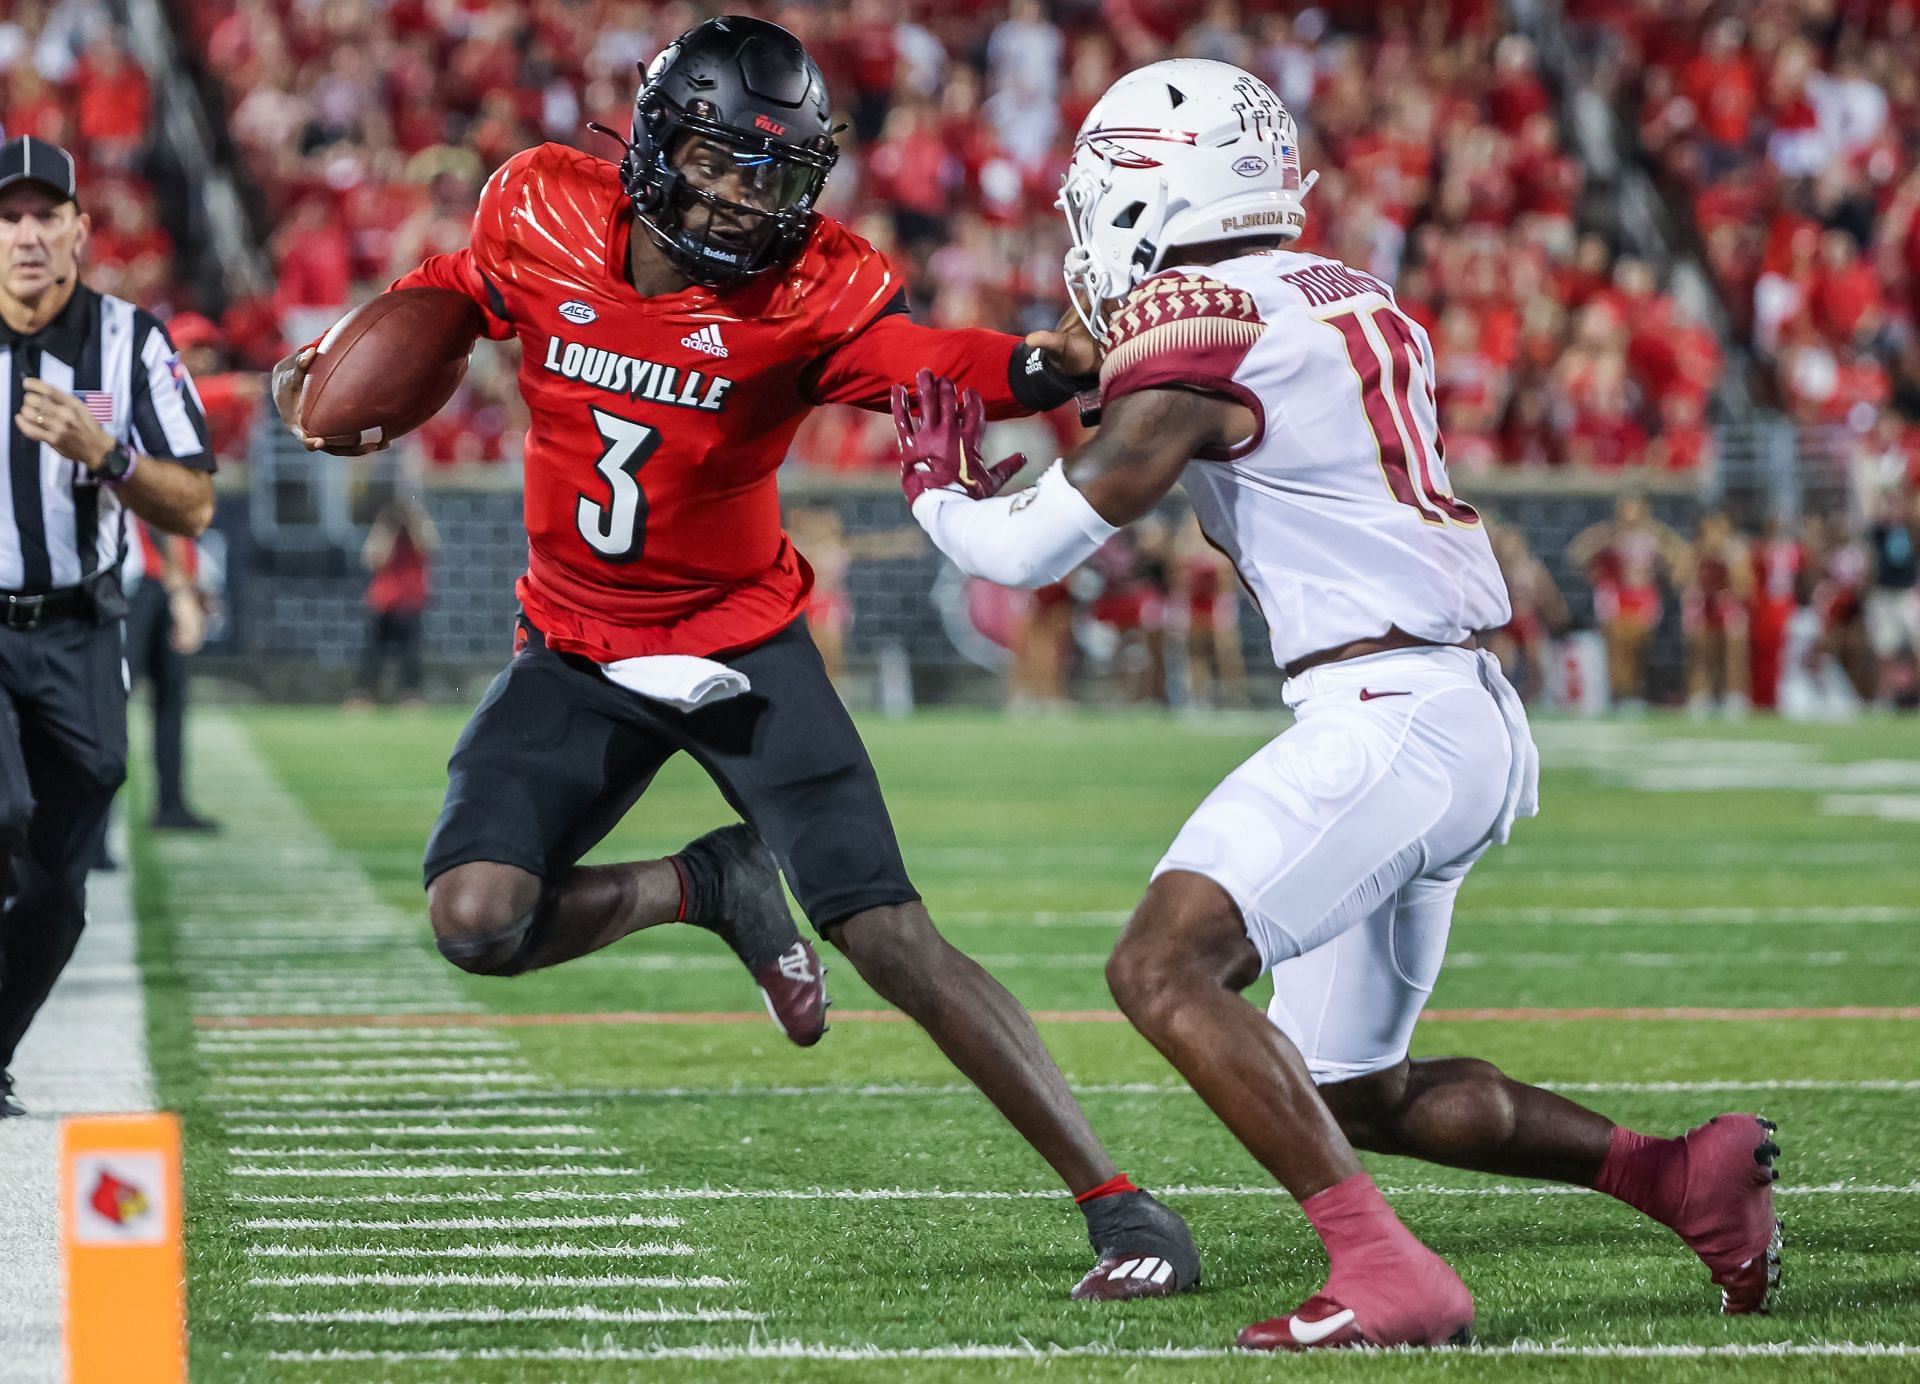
[0,1070,25,1119]
[152,804,221,833]
[672,824,828,1047]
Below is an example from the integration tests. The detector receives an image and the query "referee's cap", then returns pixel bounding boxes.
[0,136,80,206]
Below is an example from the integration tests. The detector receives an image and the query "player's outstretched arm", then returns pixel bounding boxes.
[809,309,1097,421]
[894,369,1243,589]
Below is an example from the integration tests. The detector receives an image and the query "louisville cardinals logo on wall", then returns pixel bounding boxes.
[89,1169,152,1226]
[71,1151,168,1246]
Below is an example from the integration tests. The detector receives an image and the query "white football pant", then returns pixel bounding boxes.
[1152,646,1539,1084]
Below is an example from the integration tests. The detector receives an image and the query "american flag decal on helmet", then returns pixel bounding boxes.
[79,391,115,426]
[1280,146,1302,190]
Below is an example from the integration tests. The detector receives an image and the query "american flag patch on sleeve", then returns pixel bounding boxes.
[79,391,115,425]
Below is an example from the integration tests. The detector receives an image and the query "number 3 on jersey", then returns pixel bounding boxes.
[1326,305,1480,528]
[576,410,661,563]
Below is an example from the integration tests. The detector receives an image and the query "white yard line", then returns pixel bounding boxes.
[197,1004,488,1017]
[1466,905,1920,926]
[242,1214,681,1231]
[216,1106,584,1120]
[228,1180,1920,1204]
[224,1124,597,1137]
[1822,793,1920,822]
[245,1241,695,1259]
[230,1164,656,1179]
[0,818,154,1384]
[261,1342,1920,1364]
[224,1144,611,1158]
[196,1042,514,1055]
[208,1088,552,1105]
[1548,1078,1920,1093]
[437,1077,1918,1102]
[211,1073,543,1087]
[937,905,1920,928]
[215,1058,509,1071]
[255,1307,759,1325]
[248,1272,733,1289]
[194,1027,505,1042]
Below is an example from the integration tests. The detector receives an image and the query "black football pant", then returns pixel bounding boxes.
[124,580,189,812]
[0,617,127,1070]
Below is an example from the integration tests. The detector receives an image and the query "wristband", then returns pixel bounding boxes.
[1009,343,1099,414]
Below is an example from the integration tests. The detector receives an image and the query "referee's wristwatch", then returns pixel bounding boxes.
[96,443,136,486]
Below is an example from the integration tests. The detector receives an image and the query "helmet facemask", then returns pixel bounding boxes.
[622,94,837,288]
[1059,150,1169,345]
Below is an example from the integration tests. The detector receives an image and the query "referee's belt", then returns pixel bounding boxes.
[0,576,109,629]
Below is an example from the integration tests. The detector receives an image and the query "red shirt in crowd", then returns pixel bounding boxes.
[368,528,432,616]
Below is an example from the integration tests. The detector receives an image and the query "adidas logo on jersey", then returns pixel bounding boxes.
[681,323,729,358]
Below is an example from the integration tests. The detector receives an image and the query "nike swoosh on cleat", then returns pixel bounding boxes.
[1288,1308,1357,1344]
[1358,689,1411,702]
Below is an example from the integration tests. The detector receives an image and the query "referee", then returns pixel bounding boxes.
[0,137,213,1119]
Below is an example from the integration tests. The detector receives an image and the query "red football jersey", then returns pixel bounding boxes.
[392,142,1035,661]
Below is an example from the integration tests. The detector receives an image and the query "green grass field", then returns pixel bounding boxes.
[131,706,1920,1382]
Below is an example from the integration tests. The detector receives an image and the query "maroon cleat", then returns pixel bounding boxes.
[752,940,829,1048]
[1239,1247,1473,1351]
[674,825,828,1047]
[1668,1114,1782,1314]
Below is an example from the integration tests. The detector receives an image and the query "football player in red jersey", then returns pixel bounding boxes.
[271,17,1198,1299]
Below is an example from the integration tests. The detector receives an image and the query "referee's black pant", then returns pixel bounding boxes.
[125,581,189,813]
[0,616,126,1071]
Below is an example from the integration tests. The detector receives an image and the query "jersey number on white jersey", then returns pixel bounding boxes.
[1325,305,1480,529]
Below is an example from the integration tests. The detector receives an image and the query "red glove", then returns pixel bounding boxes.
[892,368,1028,506]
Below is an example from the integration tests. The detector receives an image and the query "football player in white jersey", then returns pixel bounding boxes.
[894,61,1781,1350]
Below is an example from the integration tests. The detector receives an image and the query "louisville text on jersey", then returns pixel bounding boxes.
[542,336,735,412]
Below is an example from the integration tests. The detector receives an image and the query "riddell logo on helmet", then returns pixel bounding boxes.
[1220,210,1291,232]
[754,115,787,136]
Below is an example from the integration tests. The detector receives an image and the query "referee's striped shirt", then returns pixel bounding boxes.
[1,284,212,591]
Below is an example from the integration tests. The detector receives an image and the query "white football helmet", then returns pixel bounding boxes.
[1059,60,1317,342]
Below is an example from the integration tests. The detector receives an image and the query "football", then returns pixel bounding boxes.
[297,287,485,448]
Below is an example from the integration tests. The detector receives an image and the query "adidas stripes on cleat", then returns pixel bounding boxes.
[1071,1190,1201,1300]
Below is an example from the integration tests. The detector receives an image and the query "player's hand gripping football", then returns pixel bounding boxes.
[270,346,390,457]
[892,369,1027,506]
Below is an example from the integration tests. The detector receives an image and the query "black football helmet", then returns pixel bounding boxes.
[601,17,840,288]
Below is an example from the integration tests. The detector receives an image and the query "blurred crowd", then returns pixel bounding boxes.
[1574,0,1920,472]
[1491,489,1920,716]
[10,1,1920,484]
[0,0,264,463]
[56,0,1729,475]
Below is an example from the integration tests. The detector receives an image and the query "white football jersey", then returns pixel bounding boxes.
[1098,250,1512,670]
